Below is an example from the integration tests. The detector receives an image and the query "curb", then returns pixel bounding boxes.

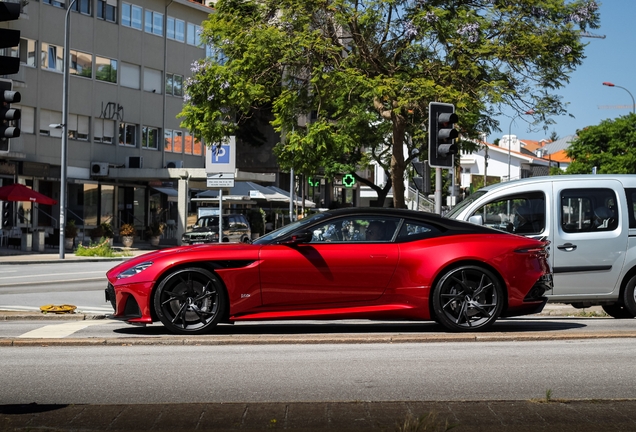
[3,330,636,347]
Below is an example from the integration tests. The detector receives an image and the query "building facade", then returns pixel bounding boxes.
[0,0,215,243]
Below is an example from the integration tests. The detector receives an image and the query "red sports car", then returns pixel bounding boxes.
[105,208,552,333]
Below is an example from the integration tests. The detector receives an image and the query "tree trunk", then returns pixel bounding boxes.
[390,114,407,209]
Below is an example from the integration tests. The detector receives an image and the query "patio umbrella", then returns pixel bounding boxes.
[0,183,57,205]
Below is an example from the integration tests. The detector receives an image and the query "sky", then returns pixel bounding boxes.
[486,1,636,143]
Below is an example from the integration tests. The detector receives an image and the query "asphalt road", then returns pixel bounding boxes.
[2,338,636,405]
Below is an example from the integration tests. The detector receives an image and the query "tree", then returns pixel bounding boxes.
[566,114,636,174]
[180,0,599,208]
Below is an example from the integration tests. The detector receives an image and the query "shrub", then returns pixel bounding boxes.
[65,220,78,238]
[119,223,136,236]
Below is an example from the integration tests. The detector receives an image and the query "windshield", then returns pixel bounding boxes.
[252,212,328,244]
[444,191,488,219]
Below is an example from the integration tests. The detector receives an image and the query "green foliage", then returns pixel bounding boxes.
[75,239,117,257]
[566,114,636,174]
[100,222,114,238]
[180,0,599,207]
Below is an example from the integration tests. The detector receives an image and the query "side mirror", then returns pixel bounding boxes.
[468,214,484,226]
[281,230,313,245]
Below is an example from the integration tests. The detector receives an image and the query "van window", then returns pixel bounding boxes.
[560,188,618,233]
[469,192,545,235]
[626,188,636,229]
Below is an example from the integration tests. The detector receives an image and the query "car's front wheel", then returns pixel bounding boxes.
[620,275,636,318]
[154,267,226,335]
[432,265,504,332]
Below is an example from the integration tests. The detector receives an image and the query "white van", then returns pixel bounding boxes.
[445,175,636,318]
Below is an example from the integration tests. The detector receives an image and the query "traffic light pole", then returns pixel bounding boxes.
[435,168,442,215]
[59,0,77,259]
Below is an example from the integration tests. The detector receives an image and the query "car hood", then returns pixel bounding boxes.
[184,226,219,234]
[106,243,259,281]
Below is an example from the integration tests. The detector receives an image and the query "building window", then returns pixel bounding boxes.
[145,10,163,36]
[95,56,117,83]
[69,50,92,78]
[39,109,62,137]
[142,126,159,149]
[21,38,37,67]
[120,62,140,89]
[119,123,137,146]
[97,0,117,23]
[94,118,115,144]
[164,129,183,153]
[187,23,202,47]
[143,67,162,94]
[41,42,64,72]
[167,16,185,42]
[42,0,65,8]
[68,114,90,141]
[165,73,183,96]
[71,0,91,15]
[184,131,201,155]
[121,3,142,30]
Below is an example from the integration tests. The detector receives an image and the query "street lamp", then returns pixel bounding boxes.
[58,0,77,259]
[507,109,534,182]
[602,82,636,115]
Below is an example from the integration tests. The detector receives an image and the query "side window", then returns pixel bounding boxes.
[397,220,442,241]
[626,188,636,229]
[469,192,546,235]
[228,216,237,228]
[561,188,618,233]
[309,217,400,243]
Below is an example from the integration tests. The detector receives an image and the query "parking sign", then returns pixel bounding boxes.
[205,136,236,174]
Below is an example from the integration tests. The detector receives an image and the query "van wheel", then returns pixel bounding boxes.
[621,276,636,318]
[601,304,634,319]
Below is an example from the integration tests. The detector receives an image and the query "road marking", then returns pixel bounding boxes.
[0,271,105,280]
[0,305,114,314]
[18,320,119,339]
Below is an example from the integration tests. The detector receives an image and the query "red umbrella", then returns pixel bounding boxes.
[0,183,57,205]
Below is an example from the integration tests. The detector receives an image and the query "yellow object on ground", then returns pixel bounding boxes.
[40,304,77,314]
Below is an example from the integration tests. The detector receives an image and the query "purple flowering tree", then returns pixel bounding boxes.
[180,0,599,209]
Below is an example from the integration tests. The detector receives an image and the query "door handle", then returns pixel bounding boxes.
[370,254,388,259]
[557,243,577,251]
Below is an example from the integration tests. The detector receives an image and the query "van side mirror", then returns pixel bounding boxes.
[468,214,484,226]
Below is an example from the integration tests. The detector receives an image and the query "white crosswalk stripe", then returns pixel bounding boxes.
[18,320,120,339]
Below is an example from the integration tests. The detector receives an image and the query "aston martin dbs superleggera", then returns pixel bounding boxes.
[105,207,552,333]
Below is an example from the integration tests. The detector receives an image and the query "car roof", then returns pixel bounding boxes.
[478,174,636,193]
[318,207,498,235]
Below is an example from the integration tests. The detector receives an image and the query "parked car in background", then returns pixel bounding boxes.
[106,207,552,334]
[445,174,636,319]
[181,214,251,245]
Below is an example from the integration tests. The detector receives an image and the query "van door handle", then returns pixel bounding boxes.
[557,243,577,251]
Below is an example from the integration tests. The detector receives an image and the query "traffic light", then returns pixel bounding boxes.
[411,160,431,193]
[0,78,21,152]
[428,102,458,168]
[1,200,13,228]
[0,2,21,76]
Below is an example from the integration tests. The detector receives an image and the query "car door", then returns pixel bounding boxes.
[259,216,400,307]
[551,180,627,296]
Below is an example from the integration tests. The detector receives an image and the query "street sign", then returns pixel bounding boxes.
[205,136,236,174]
[207,173,235,188]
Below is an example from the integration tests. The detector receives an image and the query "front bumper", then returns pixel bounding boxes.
[105,280,155,324]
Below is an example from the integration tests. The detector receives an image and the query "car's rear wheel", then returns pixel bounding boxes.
[154,267,226,335]
[620,275,636,318]
[432,265,504,332]
[601,304,634,319]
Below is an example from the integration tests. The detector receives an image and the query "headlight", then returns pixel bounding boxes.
[117,261,153,279]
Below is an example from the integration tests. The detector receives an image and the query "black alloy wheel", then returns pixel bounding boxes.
[432,265,504,332]
[154,267,226,335]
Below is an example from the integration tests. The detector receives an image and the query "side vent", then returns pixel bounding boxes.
[126,156,143,168]
[166,160,184,168]
[90,162,109,176]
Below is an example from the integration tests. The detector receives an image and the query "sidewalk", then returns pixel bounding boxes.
[2,399,636,431]
[0,241,160,263]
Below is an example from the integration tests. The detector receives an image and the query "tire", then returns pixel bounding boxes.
[601,304,634,319]
[154,267,226,335]
[621,275,636,318]
[432,265,504,332]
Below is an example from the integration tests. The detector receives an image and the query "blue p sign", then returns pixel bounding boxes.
[212,145,230,164]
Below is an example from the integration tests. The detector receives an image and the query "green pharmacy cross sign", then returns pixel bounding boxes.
[342,174,356,188]
[308,177,320,187]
